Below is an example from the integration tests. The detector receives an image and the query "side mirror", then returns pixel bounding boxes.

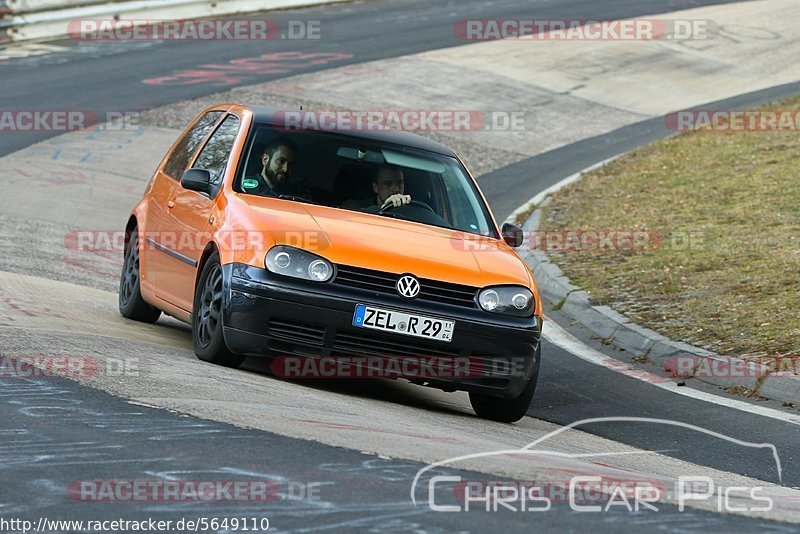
[181,168,211,195]
[501,222,524,248]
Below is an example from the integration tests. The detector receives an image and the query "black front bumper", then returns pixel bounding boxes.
[221,263,542,399]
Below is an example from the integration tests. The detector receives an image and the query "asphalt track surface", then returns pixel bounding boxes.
[6,374,791,532]
[0,0,756,158]
[2,0,800,531]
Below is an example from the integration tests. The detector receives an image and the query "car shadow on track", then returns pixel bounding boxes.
[236,355,476,418]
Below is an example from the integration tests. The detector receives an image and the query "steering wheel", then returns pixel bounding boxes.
[380,200,435,214]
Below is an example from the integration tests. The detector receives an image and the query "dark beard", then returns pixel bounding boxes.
[266,169,287,189]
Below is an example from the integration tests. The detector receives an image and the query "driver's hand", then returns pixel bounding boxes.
[381,194,411,209]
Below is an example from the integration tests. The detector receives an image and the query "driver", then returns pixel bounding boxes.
[342,165,411,213]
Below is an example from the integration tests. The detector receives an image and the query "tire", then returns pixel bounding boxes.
[119,229,161,323]
[469,344,541,423]
[192,252,244,368]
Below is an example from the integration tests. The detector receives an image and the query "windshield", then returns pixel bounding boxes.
[236,125,498,237]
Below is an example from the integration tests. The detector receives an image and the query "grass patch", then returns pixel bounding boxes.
[540,96,800,358]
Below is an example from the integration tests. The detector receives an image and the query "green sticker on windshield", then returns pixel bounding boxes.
[242,178,259,190]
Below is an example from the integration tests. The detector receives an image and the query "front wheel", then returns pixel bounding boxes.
[119,228,161,323]
[469,344,541,423]
[193,253,244,368]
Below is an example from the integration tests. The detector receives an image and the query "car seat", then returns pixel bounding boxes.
[334,163,375,206]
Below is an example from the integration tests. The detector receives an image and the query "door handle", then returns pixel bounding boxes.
[167,199,175,209]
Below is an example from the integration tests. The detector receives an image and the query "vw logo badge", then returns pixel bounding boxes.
[396,275,421,299]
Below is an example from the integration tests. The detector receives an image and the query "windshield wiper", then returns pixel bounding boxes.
[376,211,402,220]
[276,194,321,206]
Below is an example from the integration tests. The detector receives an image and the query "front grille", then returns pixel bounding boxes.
[262,319,520,378]
[334,265,478,308]
[268,319,326,345]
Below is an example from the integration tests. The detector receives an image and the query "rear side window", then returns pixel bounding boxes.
[194,115,241,188]
[163,111,223,179]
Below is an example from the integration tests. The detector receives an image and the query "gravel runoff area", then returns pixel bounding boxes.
[539,96,800,365]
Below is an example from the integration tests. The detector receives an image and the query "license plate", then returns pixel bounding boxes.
[352,304,454,343]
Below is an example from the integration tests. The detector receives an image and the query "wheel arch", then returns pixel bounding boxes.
[195,241,221,294]
[125,215,138,238]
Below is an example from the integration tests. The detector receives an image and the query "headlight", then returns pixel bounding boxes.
[265,246,334,282]
[478,289,499,311]
[308,259,332,282]
[477,286,534,317]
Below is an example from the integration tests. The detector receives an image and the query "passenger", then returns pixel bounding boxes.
[242,139,305,197]
[342,165,411,213]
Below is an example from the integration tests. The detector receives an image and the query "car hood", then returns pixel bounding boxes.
[239,197,533,288]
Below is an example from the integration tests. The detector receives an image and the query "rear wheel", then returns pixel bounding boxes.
[119,229,161,323]
[193,252,244,368]
[469,344,541,423]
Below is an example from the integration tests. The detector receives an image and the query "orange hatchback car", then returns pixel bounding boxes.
[119,104,543,422]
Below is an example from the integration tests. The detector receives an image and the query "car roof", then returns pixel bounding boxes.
[249,105,458,157]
